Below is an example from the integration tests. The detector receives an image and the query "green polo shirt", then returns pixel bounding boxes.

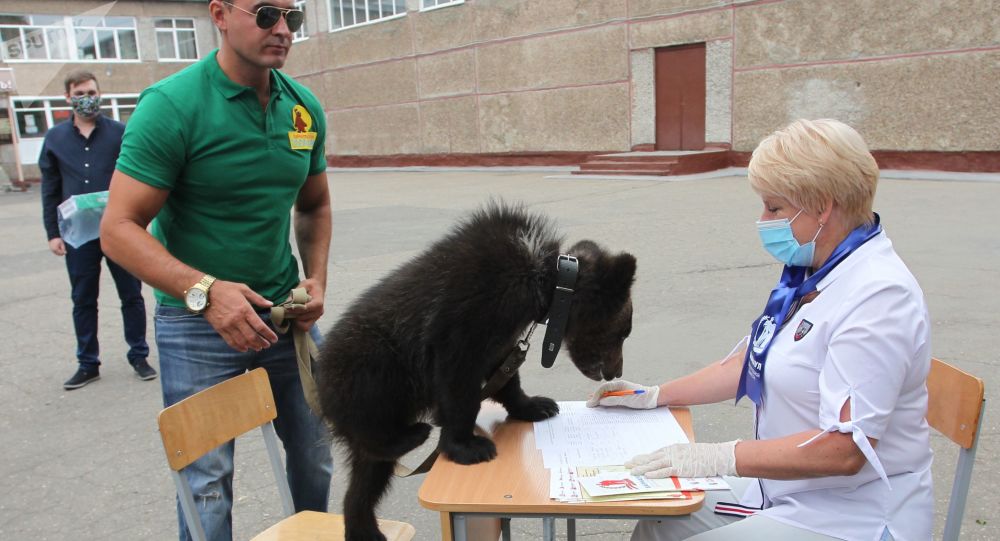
[117,49,327,308]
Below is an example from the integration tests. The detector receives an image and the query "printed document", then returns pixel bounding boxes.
[534,401,689,468]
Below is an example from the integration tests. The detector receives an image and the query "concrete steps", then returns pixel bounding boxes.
[574,148,730,176]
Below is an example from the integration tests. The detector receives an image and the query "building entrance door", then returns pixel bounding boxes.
[655,43,706,150]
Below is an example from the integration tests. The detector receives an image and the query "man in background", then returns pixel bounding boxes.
[40,71,153,390]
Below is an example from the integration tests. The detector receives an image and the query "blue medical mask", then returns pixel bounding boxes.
[756,209,823,267]
[70,95,101,118]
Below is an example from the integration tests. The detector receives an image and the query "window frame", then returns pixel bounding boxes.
[0,14,140,63]
[154,17,199,62]
[419,0,465,13]
[70,15,140,62]
[292,1,309,42]
[327,0,408,33]
[0,15,71,62]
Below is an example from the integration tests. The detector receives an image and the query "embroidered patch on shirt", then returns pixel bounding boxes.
[288,104,316,150]
[794,319,813,341]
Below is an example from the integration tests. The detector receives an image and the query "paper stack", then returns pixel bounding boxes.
[536,402,729,503]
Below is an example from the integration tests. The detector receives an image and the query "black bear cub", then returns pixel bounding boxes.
[316,202,636,541]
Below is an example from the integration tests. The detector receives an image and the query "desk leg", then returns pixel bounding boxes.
[444,513,501,541]
[454,515,468,541]
[567,518,576,541]
[440,512,455,541]
[501,518,512,541]
[542,517,555,541]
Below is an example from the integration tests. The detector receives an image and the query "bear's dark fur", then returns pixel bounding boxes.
[316,202,636,540]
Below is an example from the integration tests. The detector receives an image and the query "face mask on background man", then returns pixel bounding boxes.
[71,95,102,118]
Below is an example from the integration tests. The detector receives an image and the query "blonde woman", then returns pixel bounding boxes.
[590,119,932,541]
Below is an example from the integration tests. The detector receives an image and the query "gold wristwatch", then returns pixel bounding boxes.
[184,274,216,314]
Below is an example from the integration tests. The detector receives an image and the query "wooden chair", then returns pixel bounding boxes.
[157,368,415,541]
[926,358,985,541]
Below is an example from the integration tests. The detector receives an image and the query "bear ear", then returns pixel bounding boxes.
[606,252,637,299]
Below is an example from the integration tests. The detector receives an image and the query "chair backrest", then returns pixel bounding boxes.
[158,368,293,541]
[925,358,985,541]
[159,367,277,470]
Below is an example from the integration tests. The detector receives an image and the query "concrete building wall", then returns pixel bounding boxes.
[5,0,997,174]
[732,0,1000,153]
[282,0,999,167]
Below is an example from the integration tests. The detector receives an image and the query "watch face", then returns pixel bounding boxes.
[186,288,207,311]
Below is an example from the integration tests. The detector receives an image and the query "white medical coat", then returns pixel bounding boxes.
[740,231,933,541]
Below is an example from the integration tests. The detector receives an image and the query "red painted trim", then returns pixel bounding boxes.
[631,144,655,152]
[731,151,752,167]
[872,151,1000,173]
[327,150,1000,173]
[327,151,601,168]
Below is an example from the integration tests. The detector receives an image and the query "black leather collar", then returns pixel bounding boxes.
[540,254,578,368]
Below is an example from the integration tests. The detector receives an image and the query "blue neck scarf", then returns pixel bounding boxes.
[736,214,882,406]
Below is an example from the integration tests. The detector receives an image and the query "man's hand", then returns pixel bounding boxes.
[203,280,277,352]
[48,238,66,256]
[289,278,325,331]
[586,380,660,409]
[626,441,740,478]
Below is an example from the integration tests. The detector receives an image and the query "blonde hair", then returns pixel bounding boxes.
[748,119,878,228]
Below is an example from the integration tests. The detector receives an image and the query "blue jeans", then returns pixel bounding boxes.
[155,304,333,541]
[65,239,148,368]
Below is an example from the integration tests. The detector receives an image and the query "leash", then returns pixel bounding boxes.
[270,288,323,417]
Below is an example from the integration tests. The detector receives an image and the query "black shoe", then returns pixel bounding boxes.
[132,359,158,381]
[64,368,100,390]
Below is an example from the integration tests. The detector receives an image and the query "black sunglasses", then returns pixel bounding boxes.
[224,2,305,33]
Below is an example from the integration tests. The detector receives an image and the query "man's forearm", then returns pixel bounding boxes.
[294,203,332,288]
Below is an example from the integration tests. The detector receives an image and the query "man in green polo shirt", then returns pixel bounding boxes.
[100,1,332,539]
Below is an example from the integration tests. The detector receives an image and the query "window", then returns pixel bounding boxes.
[0,13,138,62]
[72,16,138,60]
[293,1,308,41]
[328,0,406,31]
[155,18,198,60]
[1,14,70,61]
[420,0,464,11]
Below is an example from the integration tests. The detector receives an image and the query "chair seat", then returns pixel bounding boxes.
[251,511,416,541]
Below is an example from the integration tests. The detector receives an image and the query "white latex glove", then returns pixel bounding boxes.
[626,441,740,478]
[586,380,660,409]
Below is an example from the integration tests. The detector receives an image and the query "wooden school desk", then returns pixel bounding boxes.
[418,404,703,541]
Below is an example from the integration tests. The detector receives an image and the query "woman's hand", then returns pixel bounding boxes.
[626,441,740,478]
[586,380,660,409]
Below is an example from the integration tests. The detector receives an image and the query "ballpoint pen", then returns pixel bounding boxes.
[600,389,646,398]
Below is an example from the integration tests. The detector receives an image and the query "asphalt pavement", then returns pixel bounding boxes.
[1,169,997,540]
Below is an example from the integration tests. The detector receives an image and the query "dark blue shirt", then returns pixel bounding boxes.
[39,114,125,240]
